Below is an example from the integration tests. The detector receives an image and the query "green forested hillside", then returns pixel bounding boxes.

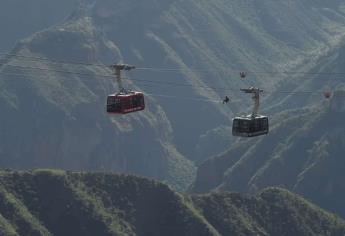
[1,0,345,191]
[0,170,344,236]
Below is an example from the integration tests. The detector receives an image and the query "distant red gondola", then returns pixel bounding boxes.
[107,92,145,114]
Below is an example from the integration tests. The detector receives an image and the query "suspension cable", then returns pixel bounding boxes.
[0,70,328,96]
[2,52,345,76]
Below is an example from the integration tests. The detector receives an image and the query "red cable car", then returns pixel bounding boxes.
[107,91,145,114]
[107,64,145,115]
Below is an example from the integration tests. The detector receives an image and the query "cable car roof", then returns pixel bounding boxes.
[108,91,143,97]
[233,115,268,120]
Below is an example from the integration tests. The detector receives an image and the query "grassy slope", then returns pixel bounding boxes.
[194,188,345,236]
[0,170,345,236]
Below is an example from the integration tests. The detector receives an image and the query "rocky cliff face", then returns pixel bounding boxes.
[77,0,345,161]
[1,0,345,190]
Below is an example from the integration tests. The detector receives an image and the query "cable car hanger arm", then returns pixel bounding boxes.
[240,87,263,117]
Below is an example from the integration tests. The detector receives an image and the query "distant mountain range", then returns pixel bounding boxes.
[1,0,345,192]
[0,170,345,236]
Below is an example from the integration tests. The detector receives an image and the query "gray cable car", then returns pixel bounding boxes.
[232,88,269,137]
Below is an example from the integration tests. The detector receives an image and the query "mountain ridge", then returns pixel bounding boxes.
[0,169,345,236]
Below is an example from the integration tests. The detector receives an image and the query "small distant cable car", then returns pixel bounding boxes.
[240,72,247,79]
[106,64,145,115]
[324,91,332,99]
[232,87,269,137]
[107,92,145,114]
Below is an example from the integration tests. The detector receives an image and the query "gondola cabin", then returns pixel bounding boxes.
[107,92,145,114]
[232,115,269,137]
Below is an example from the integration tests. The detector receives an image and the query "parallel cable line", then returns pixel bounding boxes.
[1,52,345,76]
[0,71,232,103]
[0,70,327,96]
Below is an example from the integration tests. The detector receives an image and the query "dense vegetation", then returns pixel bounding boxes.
[0,170,344,236]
